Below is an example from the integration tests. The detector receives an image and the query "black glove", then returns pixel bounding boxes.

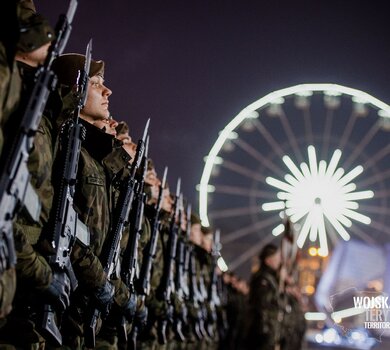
[93,280,114,318]
[43,271,71,312]
[122,292,137,322]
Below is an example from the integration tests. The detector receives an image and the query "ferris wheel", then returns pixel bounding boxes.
[198,84,390,275]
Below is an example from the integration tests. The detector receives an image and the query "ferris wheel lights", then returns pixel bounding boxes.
[335,214,353,228]
[272,224,285,236]
[264,145,373,249]
[324,213,351,241]
[324,90,342,97]
[283,155,305,181]
[245,110,259,119]
[200,84,386,250]
[277,192,294,200]
[219,130,238,139]
[266,104,283,117]
[342,209,371,225]
[300,162,311,178]
[266,176,294,192]
[332,168,345,182]
[324,94,341,109]
[203,155,223,165]
[344,201,359,210]
[284,174,299,186]
[196,184,215,193]
[271,97,285,105]
[344,190,374,201]
[352,96,368,104]
[378,110,390,118]
[308,145,318,176]
[296,91,313,97]
[262,201,285,211]
[326,149,342,176]
[318,160,327,176]
[228,131,238,139]
[338,165,363,187]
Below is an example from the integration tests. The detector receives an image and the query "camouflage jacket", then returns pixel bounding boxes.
[0,41,19,320]
[12,63,58,292]
[13,113,55,292]
[71,120,132,307]
[247,265,283,347]
[0,43,21,156]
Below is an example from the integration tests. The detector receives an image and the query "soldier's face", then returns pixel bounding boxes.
[145,168,158,186]
[146,173,160,204]
[92,118,117,136]
[190,223,202,246]
[265,250,282,271]
[202,234,213,252]
[81,74,112,121]
[117,131,132,145]
[162,188,173,212]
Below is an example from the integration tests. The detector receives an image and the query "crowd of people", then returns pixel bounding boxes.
[0,1,307,349]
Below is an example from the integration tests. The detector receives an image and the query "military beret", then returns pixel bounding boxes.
[52,53,105,87]
[190,212,201,225]
[17,0,55,53]
[116,121,129,136]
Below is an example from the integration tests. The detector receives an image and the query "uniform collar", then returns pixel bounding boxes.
[81,118,115,162]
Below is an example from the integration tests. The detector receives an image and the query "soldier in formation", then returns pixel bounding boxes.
[0,1,241,349]
[0,2,309,350]
[245,244,306,350]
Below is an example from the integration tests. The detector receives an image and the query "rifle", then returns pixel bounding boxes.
[188,245,207,340]
[182,203,192,302]
[0,0,78,276]
[38,38,91,347]
[83,119,150,349]
[216,273,229,342]
[198,258,211,338]
[156,178,181,345]
[172,195,186,342]
[206,229,221,338]
[129,167,168,349]
[118,136,149,343]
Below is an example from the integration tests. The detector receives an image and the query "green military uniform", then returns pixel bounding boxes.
[246,265,284,350]
[96,160,153,350]
[282,289,306,350]
[0,2,55,346]
[60,119,131,349]
[137,209,170,350]
[0,39,19,325]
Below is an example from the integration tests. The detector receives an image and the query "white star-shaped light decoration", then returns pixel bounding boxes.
[262,146,374,256]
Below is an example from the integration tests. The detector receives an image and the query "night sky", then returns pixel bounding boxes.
[38,1,390,277]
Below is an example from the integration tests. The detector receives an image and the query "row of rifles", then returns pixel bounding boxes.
[0,0,227,348]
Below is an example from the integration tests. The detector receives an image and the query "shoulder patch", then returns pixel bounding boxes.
[86,176,105,186]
